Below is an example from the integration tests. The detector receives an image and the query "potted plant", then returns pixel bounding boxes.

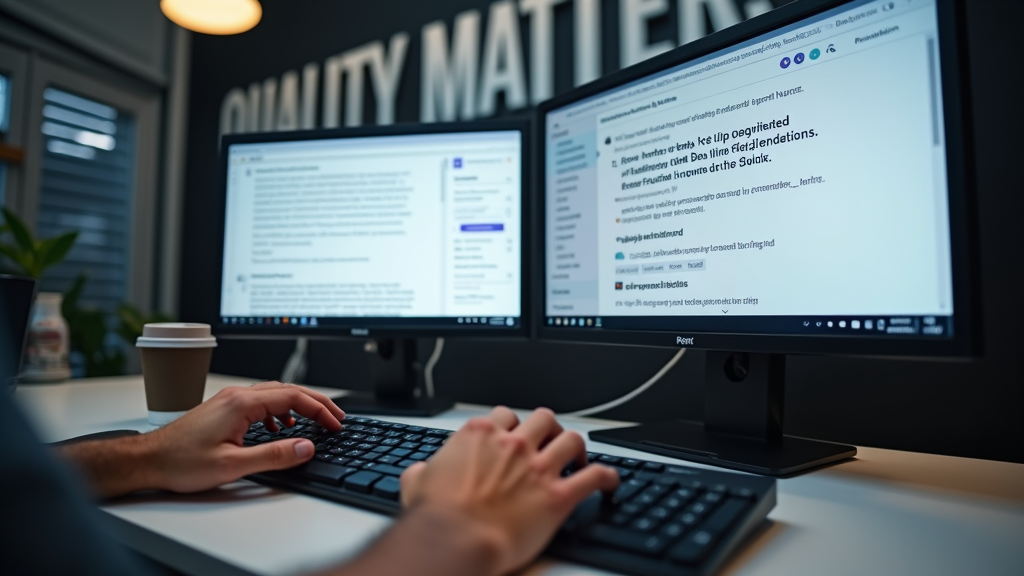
[0,208,78,382]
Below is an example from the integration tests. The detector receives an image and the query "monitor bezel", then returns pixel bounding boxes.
[534,0,979,358]
[215,120,532,340]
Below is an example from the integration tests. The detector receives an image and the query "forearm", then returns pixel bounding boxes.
[323,506,503,576]
[56,435,161,499]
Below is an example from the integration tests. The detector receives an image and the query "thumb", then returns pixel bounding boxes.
[231,438,315,477]
[399,461,428,507]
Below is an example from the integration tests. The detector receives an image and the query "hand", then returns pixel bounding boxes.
[142,381,345,493]
[399,407,620,576]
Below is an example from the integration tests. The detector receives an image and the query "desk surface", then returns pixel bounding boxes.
[14,375,1024,576]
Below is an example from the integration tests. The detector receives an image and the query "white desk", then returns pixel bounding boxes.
[14,374,1024,576]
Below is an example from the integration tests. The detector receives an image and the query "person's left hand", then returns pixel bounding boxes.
[140,382,345,493]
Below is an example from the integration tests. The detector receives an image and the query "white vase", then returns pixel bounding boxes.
[21,292,72,383]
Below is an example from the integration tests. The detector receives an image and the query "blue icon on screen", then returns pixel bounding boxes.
[453,158,463,168]
[615,252,624,260]
[780,56,791,69]
[794,52,805,64]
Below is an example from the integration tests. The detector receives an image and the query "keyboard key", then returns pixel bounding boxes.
[362,453,381,462]
[399,442,419,450]
[389,448,412,458]
[365,464,406,477]
[648,506,671,520]
[314,453,332,461]
[632,517,657,532]
[731,487,755,500]
[701,492,723,504]
[613,479,648,502]
[660,522,685,538]
[406,426,425,433]
[619,458,642,469]
[366,435,384,443]
[420,445,439,453]
[597,455,621,465]
[402,434,424,442]
[297,462,356,485]
[584,525,669,556]
[345,450,365,458]
[668,529,716,565]
[703,499,748,534]
[373,477,402,500]
[642,462,664,472]
[381,438,402,446]
[330,457,352,466]
[409,452,430,461]
[373,445,391,453]
[378,455,402,465]
[398,459,417,467]
[343,471,383,493]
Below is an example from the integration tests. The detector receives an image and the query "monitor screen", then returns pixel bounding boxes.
[218,125,525,336]
[541,0,972,354]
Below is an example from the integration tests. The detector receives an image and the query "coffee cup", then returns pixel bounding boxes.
[136,323,217,426]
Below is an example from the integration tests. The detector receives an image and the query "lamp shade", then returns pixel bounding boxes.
[160,0,262,35]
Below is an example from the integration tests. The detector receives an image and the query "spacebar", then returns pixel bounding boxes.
[366,464,406,477]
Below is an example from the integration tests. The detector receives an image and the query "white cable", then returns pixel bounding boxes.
[423,337,445,399]
[281,337,308,384]
[558,348,686,418]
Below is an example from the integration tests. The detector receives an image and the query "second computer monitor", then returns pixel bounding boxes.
[216,122,527,339]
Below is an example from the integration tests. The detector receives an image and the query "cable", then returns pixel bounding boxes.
[281,337,308,384]
[558,348,686,418]
[423,337,445,399]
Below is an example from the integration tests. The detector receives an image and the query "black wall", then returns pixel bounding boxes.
[182,0,1023,464]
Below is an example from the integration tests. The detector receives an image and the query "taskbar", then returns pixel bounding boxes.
[543,314,953,338]
[220,315,520,329]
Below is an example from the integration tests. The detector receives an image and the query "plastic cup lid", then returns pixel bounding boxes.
[136,323,217,348]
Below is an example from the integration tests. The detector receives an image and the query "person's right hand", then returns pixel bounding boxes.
[399,407,620,575]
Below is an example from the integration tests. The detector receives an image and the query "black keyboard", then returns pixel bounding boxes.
[244,416,776,576]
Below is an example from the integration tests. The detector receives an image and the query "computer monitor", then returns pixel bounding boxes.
[216,121,528,415]
[538,0,976,474]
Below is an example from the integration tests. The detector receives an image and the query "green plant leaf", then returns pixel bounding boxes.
[63,273,88,321]
[0,242,33,277]
[1,207,36,255]
[39,231,78,270]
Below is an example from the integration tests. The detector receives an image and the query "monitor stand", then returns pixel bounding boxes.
[589,352,856,476]
[330,339,453,417]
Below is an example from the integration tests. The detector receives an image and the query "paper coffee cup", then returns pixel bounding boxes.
[137,323,217,426]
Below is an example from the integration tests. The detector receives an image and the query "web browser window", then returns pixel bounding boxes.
[545,0,954,338]
[221,131,522,325]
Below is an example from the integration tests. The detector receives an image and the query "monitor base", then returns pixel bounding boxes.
[589,420,856,477]
[331,392,454,417]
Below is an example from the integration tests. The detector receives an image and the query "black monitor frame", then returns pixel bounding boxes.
[534,0,979,475]
[215,120,532,342]
[534,0,979,360]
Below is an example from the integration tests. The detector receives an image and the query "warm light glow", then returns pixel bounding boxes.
[161,0,262,35]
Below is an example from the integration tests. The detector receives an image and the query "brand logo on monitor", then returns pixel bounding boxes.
[351,328,369,336]
[676,336,695,346]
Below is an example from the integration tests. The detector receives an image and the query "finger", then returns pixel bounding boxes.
[399,462,428,507]
[240,389,342,431]
[511,408,563,449]
[263,415,279,432]
[274,413,296,428]
[248,382,346,422]
[559,464,621,502]
[225,438,316,478]
[487,406,519,431]
[536,430,588,472]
